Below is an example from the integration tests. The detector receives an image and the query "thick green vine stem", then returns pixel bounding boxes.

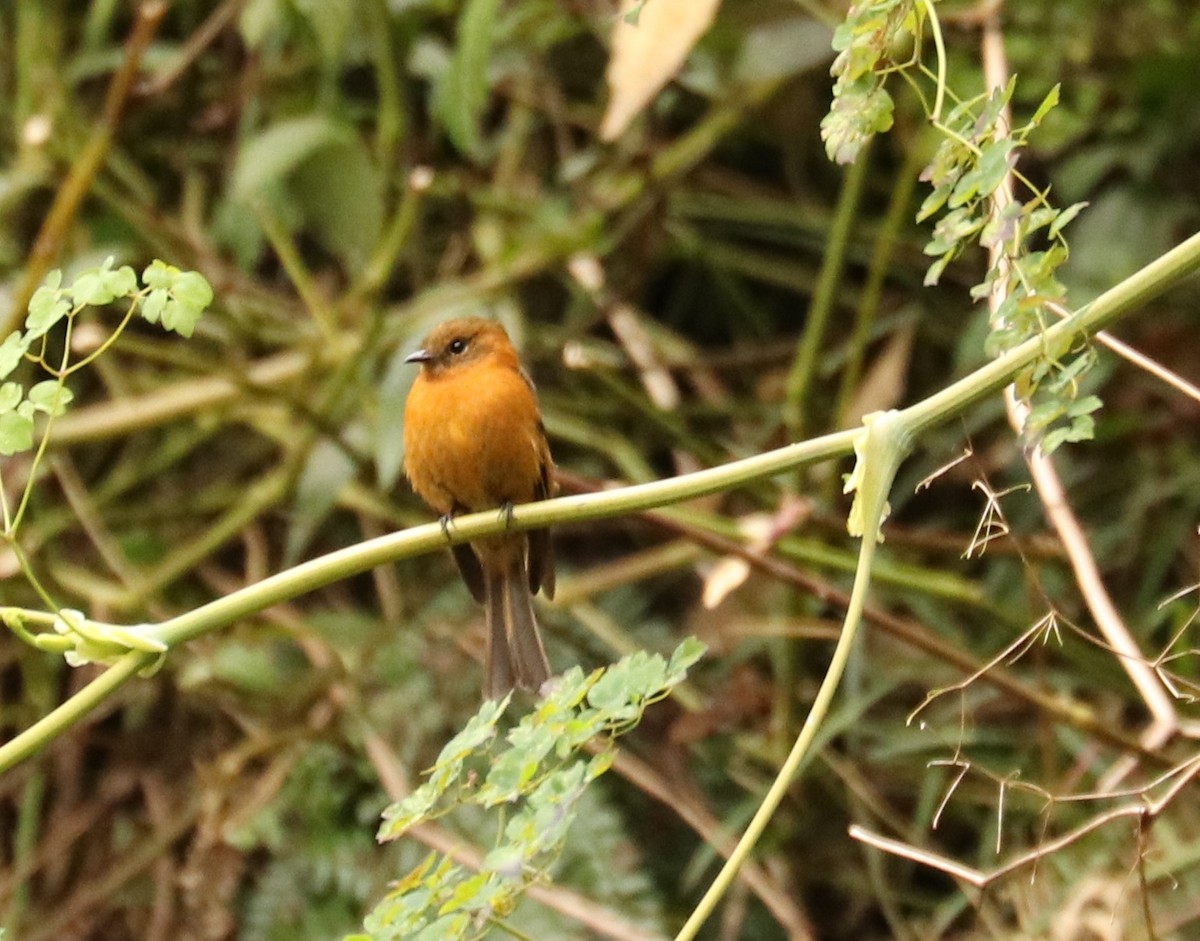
[674,410,907,941]
[2,230,1199,777]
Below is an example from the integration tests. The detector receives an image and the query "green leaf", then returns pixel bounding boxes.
[289,137,384,269]
[667,637,707,681]
[588,651,666,714]
[923,252,954,287]
[69,271,112,307]
[378,782,442,841]
[141,289,168,324]
[1039,426,1070,456]
[103,264,139,298]
[0,411,34,456]
[284,438,358,566]
[70,259,136,307]
[171,270,214,309]
[480,843,524,879]
[142,260,177,291]
[27,380,73,416]
[1030,83,1061,126]
[434,697,507,768]
[0,332,29,380]
[949,139,1014,208]
[0,383,21,413]
[26,281,71,340]
[232,116,356,201]
[414,914,469,941]
[159,298,201,338]
[375,347,419,491]
[479,723,554,805]
[821,80,894,165]
[431,0,503,158]
[1049,201,1088,238]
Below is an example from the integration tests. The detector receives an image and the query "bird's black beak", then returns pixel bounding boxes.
[405,348,432,364]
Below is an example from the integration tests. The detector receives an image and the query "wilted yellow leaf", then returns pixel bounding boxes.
[599,0,722,141]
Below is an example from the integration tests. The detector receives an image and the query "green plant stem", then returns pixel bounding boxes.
[674,416,904,941]
[5,766,44,934]
[3,229,1198,778]
[784,145,871,445]
[349,173,427,304]
[904,228,1200,436]
[366,0,404,168]
[919,0,948,121]
[254,199,339,344]
[0,652,152,774]
[833,141,921,428]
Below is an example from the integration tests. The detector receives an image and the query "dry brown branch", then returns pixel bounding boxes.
[849,753,1200,889]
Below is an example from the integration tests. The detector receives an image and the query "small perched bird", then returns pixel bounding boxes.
[403,317,556,699]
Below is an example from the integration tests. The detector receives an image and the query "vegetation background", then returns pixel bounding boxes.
[1,0,1199,939]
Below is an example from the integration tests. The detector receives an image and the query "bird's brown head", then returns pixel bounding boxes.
[404,317,518,377]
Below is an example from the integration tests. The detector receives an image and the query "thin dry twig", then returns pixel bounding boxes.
[981,11,1178,780]
[850,753,1200,889]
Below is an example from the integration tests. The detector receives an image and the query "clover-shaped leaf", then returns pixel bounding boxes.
[27,380,74,417]
[0,332,30,380]
[27,272,71,340]
[0,410,33,455]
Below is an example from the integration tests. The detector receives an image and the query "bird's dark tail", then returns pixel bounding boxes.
[484,558,550,700]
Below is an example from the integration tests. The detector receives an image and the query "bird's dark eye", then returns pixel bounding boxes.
[449,338,468,355]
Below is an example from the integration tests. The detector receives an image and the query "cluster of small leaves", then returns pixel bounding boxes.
[822,1,1098,454]
[0,259,212,461]
[351,638,706,941]
[821,0,918,164]
[919,80,1095,454]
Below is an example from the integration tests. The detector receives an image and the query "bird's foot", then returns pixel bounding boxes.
[499,502,516,528]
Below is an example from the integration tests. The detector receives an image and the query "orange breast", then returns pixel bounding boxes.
[404,361,547,515]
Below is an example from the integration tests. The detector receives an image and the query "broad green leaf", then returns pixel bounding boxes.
[1049,201,1088,238]
[232,116,356,200]
[102,264,138,298]
[414,914,469,941]
[378,782,442,840]
[283,438,358,566]
[142,259,178,290]
[171,270,214,309]
[375,347,419,491]
[27,380,73,416]
[0,411,34,455]
[667,636,707,681]
[1030,83,1061,125]
[0,332,29,380]
[159,298,201,338]
[26,283,71,340]
[431,0,503,157]
[290,136,384,269]
[434,697,507,768]
[142,289,168,324]
[0,383,21,413]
